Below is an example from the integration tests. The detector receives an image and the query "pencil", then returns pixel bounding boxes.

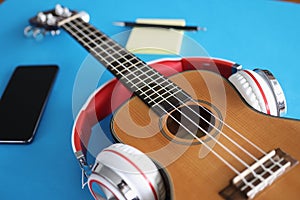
[114,21,206,31]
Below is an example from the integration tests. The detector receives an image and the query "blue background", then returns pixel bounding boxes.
[0,0,300,199]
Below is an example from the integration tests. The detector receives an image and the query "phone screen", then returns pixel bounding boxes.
[0,65,58,143]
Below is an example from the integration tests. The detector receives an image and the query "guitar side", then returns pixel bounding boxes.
[111,70,300,200]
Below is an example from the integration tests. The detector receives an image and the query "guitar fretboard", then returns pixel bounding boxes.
[61,17,191,116]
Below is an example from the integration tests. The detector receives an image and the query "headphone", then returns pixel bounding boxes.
[72,57,286,200]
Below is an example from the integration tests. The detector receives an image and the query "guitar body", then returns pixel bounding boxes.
[111,70,300,199]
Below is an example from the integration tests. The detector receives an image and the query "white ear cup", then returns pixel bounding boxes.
[254,69,287,116]
[229,70,278,116]
[88,143,166,200]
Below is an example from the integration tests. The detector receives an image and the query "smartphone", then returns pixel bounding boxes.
[0,65,58,143]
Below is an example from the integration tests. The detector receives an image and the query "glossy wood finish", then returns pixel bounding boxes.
[112,70,300,199]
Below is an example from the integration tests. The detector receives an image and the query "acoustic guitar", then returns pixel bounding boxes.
[26,6,300,199]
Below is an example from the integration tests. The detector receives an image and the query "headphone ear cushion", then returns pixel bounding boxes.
[229,70,278,116]
[89,143,165,200]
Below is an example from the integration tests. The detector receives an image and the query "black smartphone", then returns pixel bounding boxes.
[0,65,58,143]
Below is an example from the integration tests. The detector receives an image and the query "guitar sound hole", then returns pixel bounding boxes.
[166,105,215,140]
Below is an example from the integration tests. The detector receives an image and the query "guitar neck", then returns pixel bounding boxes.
[61,17,191,116]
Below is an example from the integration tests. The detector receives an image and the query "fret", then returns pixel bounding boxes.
[136,79,181,105]
[148,82,176,100]
[114,64,138,78]
[76,31,84,38]
[81,37,91,45]
[87,38,104,47]
[93,45,130,67]
[122,66,173,98]
[81,28,90,35]
[125,69,159,89]
[92,39,117,52]
[65,24,75,32]
[131,70,162,88]
[158,97,178,113]
[124,71,141,82]
[132,71,154,83]
[95,49,109,60]
[153,96,178,110]
[134,76,170,98]
[100,41,122,52]
[111,60,144,76]
[74,18,97,33]
[111,59,141,72]
[79,39,91,50]
[107,50,131,63]
[62,17,192,116]
[154,89,183,105]
[76,22,94,33]
[87,33,98,41]
[139,80,172,100]
[72,17,85,28]
[144,84,175,103]
[84,33,102,42]
[87,42,131,64]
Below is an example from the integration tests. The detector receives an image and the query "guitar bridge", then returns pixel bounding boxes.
[219,148,298,199]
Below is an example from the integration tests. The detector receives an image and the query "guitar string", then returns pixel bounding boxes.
[63,19,277,186]
[62,22,244,172]
[65,21,286,190]
[61,18,276,186]
[63,18,284,188]
[63,18,266,160]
